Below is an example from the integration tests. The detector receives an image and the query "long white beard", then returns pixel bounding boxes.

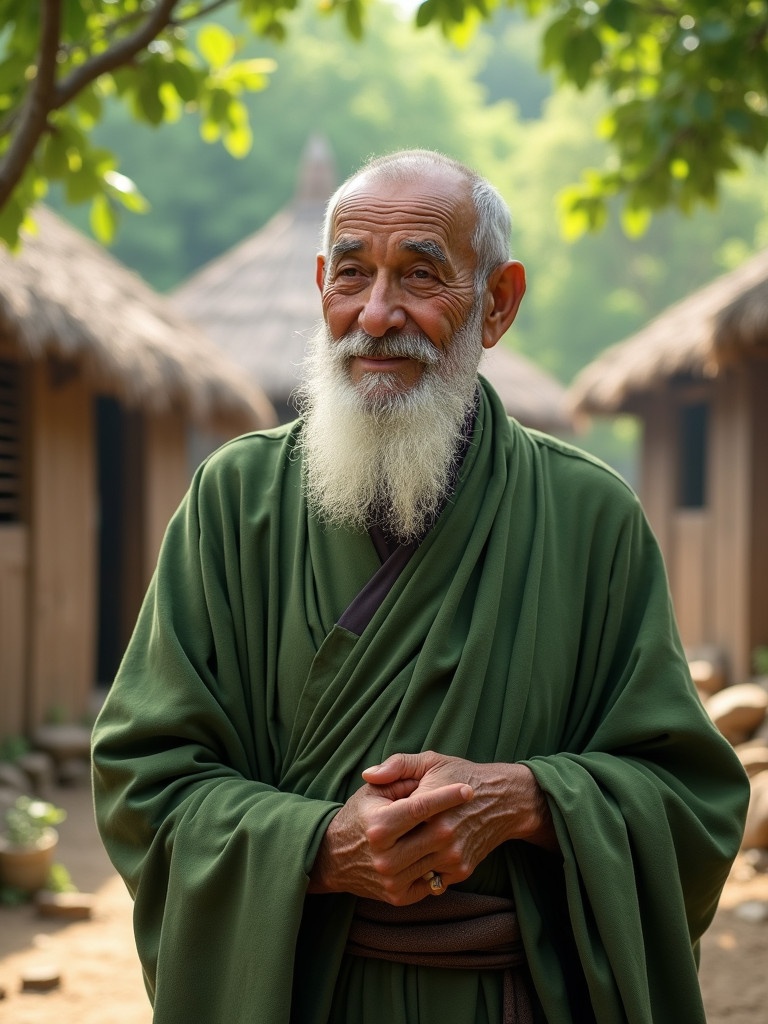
[294,300,485,542]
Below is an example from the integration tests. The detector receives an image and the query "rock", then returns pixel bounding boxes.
[733,900,768,923]
[742,770,768,850]
[35,890,94,921]
[20,964,61,992]
[735,741,768,778]
[686,645,728,696]
[31,725,91,785]
[689,660,726,696]
[0,760,29,795]
[705,684,768,744]
[16,751,55,796]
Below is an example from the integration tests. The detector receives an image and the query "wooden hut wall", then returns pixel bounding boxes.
[637,366,765,684]
[0,347,28,739]
[27,360,97,729]
[747,361,768,672]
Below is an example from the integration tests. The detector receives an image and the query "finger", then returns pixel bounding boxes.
[363,751,435,784]
[372,782,473,845]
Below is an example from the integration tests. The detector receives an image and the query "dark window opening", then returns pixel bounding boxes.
[0,360,22,524]
[678,402,709,509]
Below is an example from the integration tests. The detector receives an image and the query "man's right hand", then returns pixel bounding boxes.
[307,777,473,905]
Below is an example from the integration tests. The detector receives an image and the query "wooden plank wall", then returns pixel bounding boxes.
[0,525,27,739]
[748,360,768,672]
[26,361,96,729]
[709,369,751,682]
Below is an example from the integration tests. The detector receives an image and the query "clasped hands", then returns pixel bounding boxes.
[308,750,555,906]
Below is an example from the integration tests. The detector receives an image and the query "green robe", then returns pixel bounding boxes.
[91,378,748,1024]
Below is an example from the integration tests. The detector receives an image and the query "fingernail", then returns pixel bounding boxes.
[460,785,474,800]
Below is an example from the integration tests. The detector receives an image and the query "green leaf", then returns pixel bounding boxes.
[136,74,165,125]
[0,196,25,250]
[40,131,70,180]
[620,203,651,238]
[415,0,438,29]
[104,170,149,213]
[197,23,236,70]
[90,192,117,244]
[562,28,603,90]
[164,57,202,104]
[65,167,101,204]
[603,0,631,34]
[224,122,252,158]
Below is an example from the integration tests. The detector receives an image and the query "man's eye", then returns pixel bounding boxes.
[411,268,434,281]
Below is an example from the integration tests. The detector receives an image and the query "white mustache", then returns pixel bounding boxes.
[333,330,440,366]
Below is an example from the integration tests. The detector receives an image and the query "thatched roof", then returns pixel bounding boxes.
[480,344,573,434]
[570,246,768,414]
[173,135,333,405]
[0,206,275,429]
[174,136,574,434]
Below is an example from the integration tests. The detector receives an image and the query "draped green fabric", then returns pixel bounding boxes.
[92,379,748,1024]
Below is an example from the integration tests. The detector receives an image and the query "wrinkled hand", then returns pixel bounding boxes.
[362,752,558,883]
[309,752,556,906]
[308,773,473,905]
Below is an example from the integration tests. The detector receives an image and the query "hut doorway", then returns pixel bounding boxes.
[95,397,145,686]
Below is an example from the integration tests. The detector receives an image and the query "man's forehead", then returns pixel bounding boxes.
[328,169,475,256]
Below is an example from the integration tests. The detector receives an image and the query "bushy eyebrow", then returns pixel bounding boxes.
[328,238,362,274]
[402,239,447,263]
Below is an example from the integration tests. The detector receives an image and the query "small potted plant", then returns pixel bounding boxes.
[0,795,66,894]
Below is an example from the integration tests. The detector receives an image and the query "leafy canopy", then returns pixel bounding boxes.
[1,0,767,247]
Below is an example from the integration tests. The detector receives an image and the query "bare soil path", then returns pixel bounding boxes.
[1,783,766,1022]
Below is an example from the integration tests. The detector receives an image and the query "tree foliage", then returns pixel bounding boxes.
[1,0,766,248]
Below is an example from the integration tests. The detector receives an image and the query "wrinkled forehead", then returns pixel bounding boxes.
[328,165,476,254]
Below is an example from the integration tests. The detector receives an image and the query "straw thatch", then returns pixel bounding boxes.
[570,247,768,414]
[0,206,275,428]
[479,344,573,434]
[174,136,574,433]
[172,135,333,413]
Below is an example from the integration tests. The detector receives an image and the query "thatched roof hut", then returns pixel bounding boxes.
[570,247,768,415]
[0,205,275,431]
[0,207,274,743]
[173,135,334,423]
[174,136,574,434]
[568,247,768,686]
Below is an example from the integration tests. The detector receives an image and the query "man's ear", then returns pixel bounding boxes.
[481,260,526,350]
[315,256,325,296]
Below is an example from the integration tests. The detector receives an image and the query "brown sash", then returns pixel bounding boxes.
[346,890,535,1024]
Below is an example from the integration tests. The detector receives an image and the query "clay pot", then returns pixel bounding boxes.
[0,827,58,893]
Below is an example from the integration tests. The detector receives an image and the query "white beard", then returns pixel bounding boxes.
[294,299,485,542]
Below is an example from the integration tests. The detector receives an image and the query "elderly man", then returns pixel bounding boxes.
[92,150,748,1024]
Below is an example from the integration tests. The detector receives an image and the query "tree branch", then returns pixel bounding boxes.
[0,0,62,208]
[53,0,181,110]
[171,0,235,27]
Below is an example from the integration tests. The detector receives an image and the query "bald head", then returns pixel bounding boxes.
[321,150,513,290]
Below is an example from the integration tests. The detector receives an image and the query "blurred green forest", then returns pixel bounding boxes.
[45,3,768,476]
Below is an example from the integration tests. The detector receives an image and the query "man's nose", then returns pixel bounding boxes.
[358,274,407,337]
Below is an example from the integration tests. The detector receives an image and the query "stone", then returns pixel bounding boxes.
[742,770,768,850]
[689,659,726,696]
[733,900,768,923]
[0,760,29,794]
[16,751,55,796]
[705,684,768,744]
[20,964,61,992]
[686,645,728,695]
[735,741,768,778]
[31,725,91,785]
[35,890,94,920]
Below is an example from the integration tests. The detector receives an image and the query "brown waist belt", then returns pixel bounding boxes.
[346,890,534,1024]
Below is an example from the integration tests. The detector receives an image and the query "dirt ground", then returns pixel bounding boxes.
[1,782,767,1023]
